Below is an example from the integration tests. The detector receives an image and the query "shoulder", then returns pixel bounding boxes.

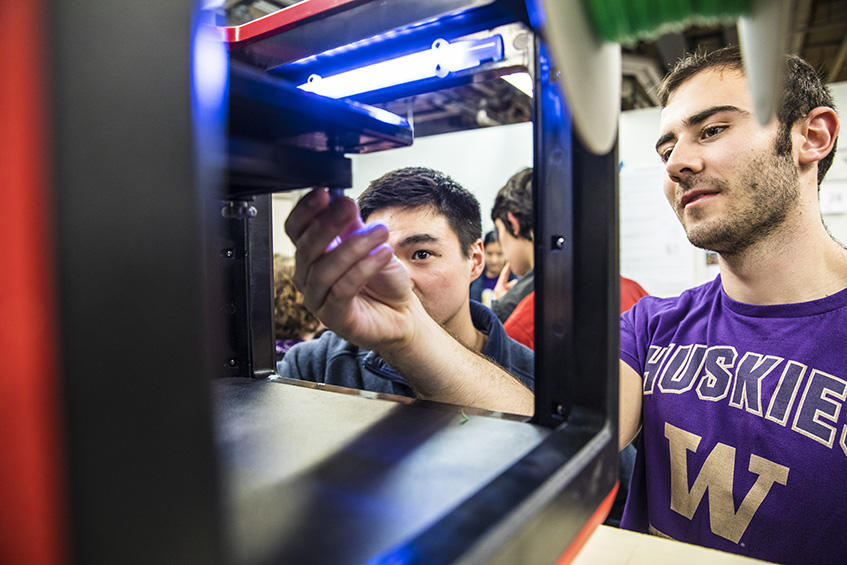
[504,338,535,382]
[497,335,535,391]
[472,301,535,389]
[278,331,364,381]
[470,299,498,334]
[620,277,722,371]
[287,330,354,358]
[473,297,525,339]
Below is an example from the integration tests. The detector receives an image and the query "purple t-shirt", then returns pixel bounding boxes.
[620,275,847,564]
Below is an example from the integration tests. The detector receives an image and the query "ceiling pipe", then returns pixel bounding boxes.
[829,32,847,82]
[789,0,814,55]
[621,54,664,105]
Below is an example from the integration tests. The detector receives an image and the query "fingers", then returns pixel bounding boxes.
[285,188,363,248]
[299,222,392,314]
[322,243,397,308]
[284,187,413,343]
[287,188,362,290]
[284,188,329,242]
[493,263,515,299]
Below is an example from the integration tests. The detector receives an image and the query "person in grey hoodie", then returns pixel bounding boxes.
[277,167,534,398]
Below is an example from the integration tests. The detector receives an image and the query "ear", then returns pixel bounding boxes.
[506,211,522,238]
[469,238,485,280]
[797,106,840,167]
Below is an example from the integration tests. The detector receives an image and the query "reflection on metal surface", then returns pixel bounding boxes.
[502,71,533,97]
[216,378,548,564]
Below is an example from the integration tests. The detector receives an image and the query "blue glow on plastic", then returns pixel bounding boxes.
[299,35,503,99]
[192,23,229,113]
[364,544,419,565]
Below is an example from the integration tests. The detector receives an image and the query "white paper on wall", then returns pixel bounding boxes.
[619,164,705,298]
[821,181,847,214]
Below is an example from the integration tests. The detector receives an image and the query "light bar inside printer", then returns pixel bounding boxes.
[298,35,504,99]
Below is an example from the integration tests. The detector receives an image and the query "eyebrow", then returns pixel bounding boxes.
[396,233,440,249]
[654,105,751,152]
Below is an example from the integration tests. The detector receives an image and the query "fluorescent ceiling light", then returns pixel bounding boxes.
[298,36,503,99]
[502,72,533,97]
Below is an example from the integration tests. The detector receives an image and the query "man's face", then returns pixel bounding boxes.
[495,217,532,277]
[483,240,506,277]
[656,69,801,256]
[366,205,483,332]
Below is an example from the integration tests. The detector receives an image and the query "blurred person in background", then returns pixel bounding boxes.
[469,230,515,307]
[273,254,324,362]
[490,167,535,322]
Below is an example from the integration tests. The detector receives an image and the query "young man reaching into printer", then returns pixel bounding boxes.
[278,166,534,399]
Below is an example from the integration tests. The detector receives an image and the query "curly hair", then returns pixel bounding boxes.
[273,254,321,340]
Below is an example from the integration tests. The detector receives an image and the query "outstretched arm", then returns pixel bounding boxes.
[285,188,534,415]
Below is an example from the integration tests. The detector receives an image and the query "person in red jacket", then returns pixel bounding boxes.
[503,276,649,350]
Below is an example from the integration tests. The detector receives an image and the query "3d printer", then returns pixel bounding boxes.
[207,1,621,563]
[3,0,797,562]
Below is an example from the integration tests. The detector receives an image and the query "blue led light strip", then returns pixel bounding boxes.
[298,35,504,99]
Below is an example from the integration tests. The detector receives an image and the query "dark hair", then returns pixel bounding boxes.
[658,45,838,186]
[483,230,499,246]
[491,167,533,240]
[358,167,482,257]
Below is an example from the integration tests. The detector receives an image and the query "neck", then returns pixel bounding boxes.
[719,214,847,304]
[468,327,488,353]
[444,302,487,353]
[454,325,487,354]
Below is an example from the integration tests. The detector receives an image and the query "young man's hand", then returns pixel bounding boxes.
[284,188,419,353]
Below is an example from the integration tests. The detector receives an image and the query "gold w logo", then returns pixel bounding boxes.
[665,422,790,544]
